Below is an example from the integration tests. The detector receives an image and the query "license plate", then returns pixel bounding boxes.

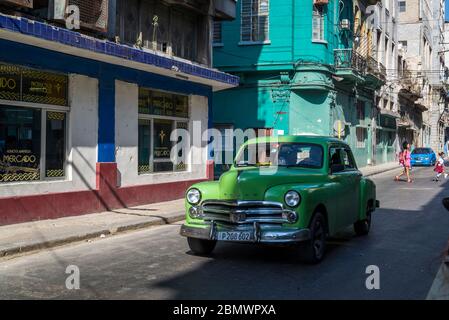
[217,231,253,242]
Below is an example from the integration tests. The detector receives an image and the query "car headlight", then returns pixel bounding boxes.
[284,190,301,207]
[187,188,201,205]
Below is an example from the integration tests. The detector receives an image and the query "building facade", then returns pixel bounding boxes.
[212,0,386,176]
[0,0,238,225]
[397,0,448,152]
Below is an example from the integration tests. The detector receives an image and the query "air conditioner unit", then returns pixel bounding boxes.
[49,0,108,33]
[313,0,328,5]
[0,0,33,8]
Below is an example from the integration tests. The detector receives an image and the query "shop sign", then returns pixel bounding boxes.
[0,64,21,101]
[154,120,173,159]
[139,88,189,118]
[0,62,68,106]
[0,149,40,183]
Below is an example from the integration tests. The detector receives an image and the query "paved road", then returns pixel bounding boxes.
[1,167,449,299]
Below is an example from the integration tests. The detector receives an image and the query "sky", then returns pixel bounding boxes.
[447,1,449,22]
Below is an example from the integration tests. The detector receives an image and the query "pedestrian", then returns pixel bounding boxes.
[433,152,447,182]
[395,141,413,183]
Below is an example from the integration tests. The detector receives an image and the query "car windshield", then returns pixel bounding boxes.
[235,142,324,169]
[412,148,431,154]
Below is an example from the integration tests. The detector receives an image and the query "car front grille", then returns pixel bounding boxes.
[199,200,295,224]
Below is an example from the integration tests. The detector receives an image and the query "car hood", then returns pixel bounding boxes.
[217,167,325,201]
[411,154,431,157]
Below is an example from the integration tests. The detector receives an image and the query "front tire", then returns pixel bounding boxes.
[299,212,327,264]
[354,207,372,236]
[187,237,217,256]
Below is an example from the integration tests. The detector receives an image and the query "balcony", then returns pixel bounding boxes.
[399,68,423,101]
[214,0,237,20]
[334,49,367,81]
[367,56,386,83]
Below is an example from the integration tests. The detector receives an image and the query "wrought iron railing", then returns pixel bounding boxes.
[334,49,367,75]
[367,56,378,73]
[378,62,386,77]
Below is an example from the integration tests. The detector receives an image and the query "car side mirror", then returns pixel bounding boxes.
[331,163,345,174]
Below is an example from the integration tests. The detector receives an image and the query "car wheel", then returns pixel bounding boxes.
[187,237,217,256]
[299,212,327,264]
[354,206,372,236]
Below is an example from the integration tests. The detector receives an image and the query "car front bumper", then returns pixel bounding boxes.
[411,159,432,166]
[180,223,311,244]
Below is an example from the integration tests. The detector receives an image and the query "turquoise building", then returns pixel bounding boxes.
[212,0,387,174]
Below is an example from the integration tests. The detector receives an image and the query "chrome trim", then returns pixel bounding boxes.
[180,224,311,243]
[197,200,297,225]
[202,200,284,208]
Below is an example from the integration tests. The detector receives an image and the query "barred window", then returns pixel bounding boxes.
[138,88,190,174]
[241,0,269,43]
[213,21,223,44]
[312,6,324,41]
[356,127,367,149]
[357,101,365,120]
[0,63,68,184]
[0,106,67,183]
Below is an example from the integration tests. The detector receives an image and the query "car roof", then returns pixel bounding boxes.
[245,135,346,146]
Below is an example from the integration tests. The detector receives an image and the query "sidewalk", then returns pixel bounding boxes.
[360,162,400,177]
[0,162,400,259]
[0,199,185,259]
[427,262,449,300]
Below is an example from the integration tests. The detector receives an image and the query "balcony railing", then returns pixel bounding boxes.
[334,49,367,76]
[378,62,386,77]
[399,67,422,98]
[367,56,378,73]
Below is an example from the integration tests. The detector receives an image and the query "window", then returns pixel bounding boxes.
[116,0,209,64]
[357,101,365,120]
[172,10,196,61]
[329,147,357,171]
[312,6,325,41]
[0,106,67,183]
[356,127,367,148]
[138,88,189,174]
[253,128,273,138]
[235,143,323,169]
[398,1,406,12]
[241,0,270,43]
[341,149,356,170]
[0,63,68,184]
[214,124,234,172]
[213,21,223,45]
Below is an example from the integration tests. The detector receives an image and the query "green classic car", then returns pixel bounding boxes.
[180,136,379,263]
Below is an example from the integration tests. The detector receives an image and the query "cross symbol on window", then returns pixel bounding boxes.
[159,130,166,144]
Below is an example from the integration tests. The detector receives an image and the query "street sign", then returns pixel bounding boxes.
[333,120,346,139]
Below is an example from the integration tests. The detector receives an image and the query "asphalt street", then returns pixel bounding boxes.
[1,166,449,299]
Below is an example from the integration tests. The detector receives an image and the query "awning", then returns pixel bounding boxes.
[0,13,239,92]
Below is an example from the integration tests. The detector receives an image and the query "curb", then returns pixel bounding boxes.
[0,212,185,260]
[362,166,400,177]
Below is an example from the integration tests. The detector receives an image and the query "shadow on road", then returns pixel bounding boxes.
[150,170,449,300]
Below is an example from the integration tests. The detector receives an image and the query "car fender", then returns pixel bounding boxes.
[264,182,340,234]
[359,177,377,220]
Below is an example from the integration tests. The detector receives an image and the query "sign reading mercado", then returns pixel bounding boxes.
[0,62,68,183]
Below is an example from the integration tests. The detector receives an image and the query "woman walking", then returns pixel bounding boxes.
[395,142,413,183]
